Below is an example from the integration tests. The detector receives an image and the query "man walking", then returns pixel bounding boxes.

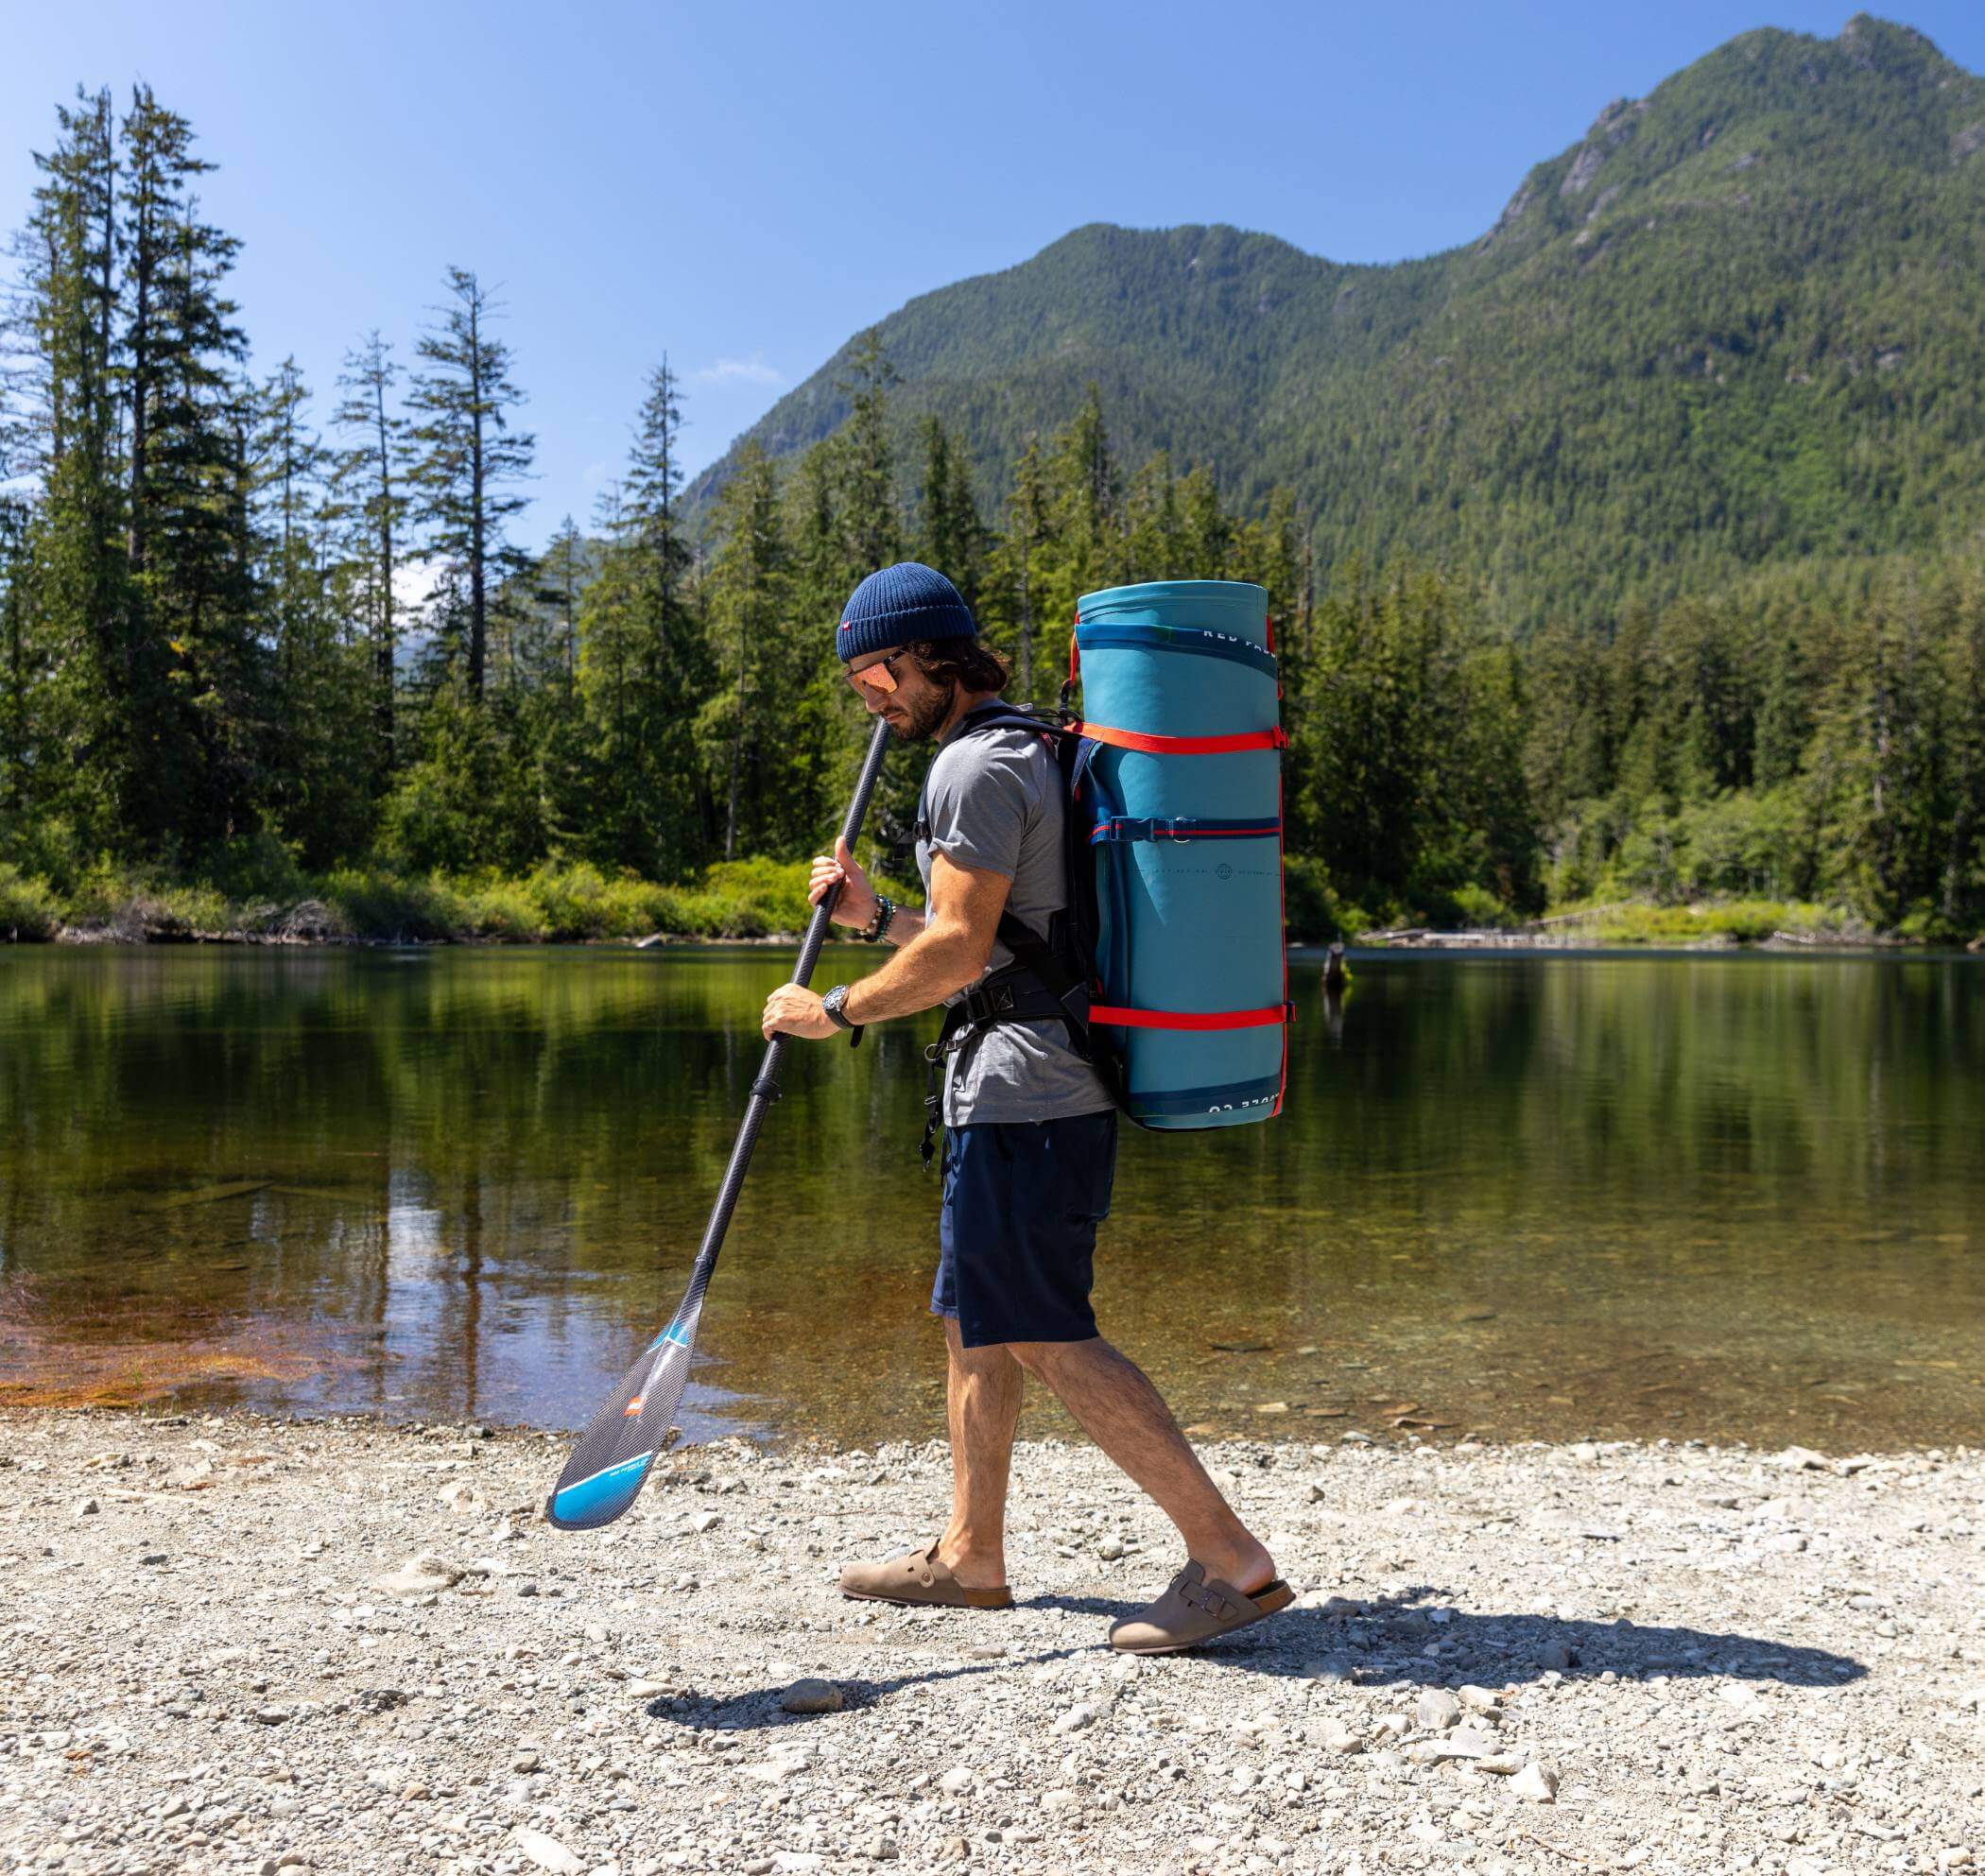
[761,561,1290,1653]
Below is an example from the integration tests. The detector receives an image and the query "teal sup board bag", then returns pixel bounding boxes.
[1069,579,1290,1128]
[919,578,1289,1148]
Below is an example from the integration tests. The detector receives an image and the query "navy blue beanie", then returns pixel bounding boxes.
[836,561,975,662]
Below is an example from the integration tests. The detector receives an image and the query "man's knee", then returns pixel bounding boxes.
[1003,1336,1102,1381]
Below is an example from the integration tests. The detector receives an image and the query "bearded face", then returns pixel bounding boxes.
[894,669,957,743]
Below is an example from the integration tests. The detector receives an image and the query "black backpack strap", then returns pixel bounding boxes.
[913,702,1132,1164]
[992,909,1091,1057]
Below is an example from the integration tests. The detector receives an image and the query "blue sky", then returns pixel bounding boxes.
[6,3,1981,547]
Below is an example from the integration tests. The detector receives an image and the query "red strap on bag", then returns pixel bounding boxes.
[1089,1003,1290,1031]
[1078,722,1287,756]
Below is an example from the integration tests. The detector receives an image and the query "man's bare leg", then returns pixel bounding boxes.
[935,1317,1024,1590]
[1010,1335,1275,1592]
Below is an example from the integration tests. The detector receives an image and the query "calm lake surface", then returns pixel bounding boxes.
[1,946,1979,1451]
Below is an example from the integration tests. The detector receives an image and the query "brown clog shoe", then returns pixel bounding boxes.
[838,1541,1012,1609]
[1107,1559,1294,1654]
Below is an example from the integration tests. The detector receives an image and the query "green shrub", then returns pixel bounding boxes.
[202,832,309,904]
[447,872,545,940]
[318,869,470,941]
[1581,897,1849,945]
[1443,883,1521,930]
[0,865,60,939]
[1282,854,1349,943]
[136,885,233,937]
[699,857,815,934]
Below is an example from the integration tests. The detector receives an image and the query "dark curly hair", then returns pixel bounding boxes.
[908,638,1011,694]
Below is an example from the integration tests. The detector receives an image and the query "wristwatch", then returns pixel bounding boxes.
[821,984,855,1029]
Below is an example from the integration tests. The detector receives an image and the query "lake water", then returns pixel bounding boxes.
[1,946,1979,1452]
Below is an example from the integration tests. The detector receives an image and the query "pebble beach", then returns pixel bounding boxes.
[3,1410,1981,1876]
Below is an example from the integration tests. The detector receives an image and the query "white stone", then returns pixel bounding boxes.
[512,1826,584,1875]
[1510,1763,1560,1803]
[939,1764,974,1793]
[1416,1688,1462,1730]
[371,1554,461,1597]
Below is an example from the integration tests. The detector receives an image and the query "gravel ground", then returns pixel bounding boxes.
[3,1409,1982,1876]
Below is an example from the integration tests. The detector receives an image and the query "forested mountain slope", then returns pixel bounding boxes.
[691,14,1985,630]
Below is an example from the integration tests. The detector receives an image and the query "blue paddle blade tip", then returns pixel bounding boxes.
[545,1449,657,1530]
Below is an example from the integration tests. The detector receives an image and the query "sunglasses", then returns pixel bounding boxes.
[844,651,904,696]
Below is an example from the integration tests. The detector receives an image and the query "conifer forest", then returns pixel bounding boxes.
[5,84,1985,945]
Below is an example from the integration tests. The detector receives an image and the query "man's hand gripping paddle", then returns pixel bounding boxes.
[545,715,893,1530]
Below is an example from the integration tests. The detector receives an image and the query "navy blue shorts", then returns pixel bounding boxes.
[932,1110,1118,1349]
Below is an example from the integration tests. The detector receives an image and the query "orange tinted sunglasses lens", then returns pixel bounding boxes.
[848,656,898,695]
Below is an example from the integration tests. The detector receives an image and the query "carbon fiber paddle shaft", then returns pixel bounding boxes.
[688,713,894,1270]
[547,714,893,1529]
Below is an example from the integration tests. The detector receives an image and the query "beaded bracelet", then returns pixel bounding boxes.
[862,895,896,944]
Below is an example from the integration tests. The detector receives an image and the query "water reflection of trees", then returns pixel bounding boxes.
[1,951,1980,1429]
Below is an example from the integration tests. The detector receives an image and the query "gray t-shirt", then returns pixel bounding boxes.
[916,706,1115,1127]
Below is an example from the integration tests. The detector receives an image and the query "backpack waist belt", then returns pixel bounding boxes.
[920,932,1094,1170]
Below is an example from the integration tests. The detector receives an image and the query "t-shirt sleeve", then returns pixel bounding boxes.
[923,737,1035,881]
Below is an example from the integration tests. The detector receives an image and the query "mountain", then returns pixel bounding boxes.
[689,15,1985,631]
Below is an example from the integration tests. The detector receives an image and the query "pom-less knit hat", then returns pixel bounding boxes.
[836,561,976,663]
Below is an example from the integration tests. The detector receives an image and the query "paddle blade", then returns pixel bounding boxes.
[544,1304,702,1531]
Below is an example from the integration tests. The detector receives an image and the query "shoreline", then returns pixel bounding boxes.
[4,929,1975,957]
[7,1405,1979,1875]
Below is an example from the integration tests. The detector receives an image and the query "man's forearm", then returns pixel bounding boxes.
[844,915,983,1024]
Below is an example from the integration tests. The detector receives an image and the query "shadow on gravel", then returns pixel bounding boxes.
[650,1647,1091,1733]
[647,1588,1864,1734]
[1034,1588,1867,1689]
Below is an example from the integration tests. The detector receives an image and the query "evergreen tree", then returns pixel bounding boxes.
[1044,384,1119,604]
[249,360,371,864]
[1752,628,1812,791]
[14,88,125,849]
[575,484,649,869]
[915,416,985,609]
[986,438,1048,703]
[781,439,871,845]
[406,267,534,700]
[831,328,900,576]
[0,497,31,824]
[699,440,788,858]
[532,514,588,686]
[1176,463,1229,578]
[1937,570,1985,927]
[612,357,710,869]
[1122,451,1185,584]
[118,83,261,852]
[329,330,411,774]
[520,514,591,853]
